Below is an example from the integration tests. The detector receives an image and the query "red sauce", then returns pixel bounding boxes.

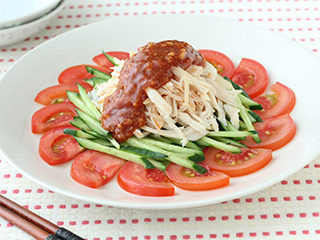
[101,40,205,142]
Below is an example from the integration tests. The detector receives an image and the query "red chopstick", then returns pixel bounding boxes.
[0,194,84,240]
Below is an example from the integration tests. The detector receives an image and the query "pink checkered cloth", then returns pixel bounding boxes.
[0,0,319,239]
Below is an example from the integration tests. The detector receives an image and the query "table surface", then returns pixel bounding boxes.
[1,0,320,239]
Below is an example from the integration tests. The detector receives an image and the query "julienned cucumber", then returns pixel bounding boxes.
[85,66,111,80]
[77,83,101,121]
[236,96,261,143]
[102,50,118,66]
[74,137,161,170]
[76,109,120,149]
[196,136,242,153]
[65,76,262,173]
[124,137,207,174]
[239,94,263,110]
[85,77,109,87]
[224,76,251,99]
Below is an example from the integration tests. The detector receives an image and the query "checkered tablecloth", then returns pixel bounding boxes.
[1,0,320,239]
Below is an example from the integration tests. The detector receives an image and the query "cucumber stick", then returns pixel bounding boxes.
[76,109,120,149]
[102,50,118,66]
[77,83,101,121]
[125,137,207,174]
[85,66,111,80]
[238,94,263,110]
[74,137,159,169]
[236,96,261,143]
[85,77,109,87]
[196,136,242,153]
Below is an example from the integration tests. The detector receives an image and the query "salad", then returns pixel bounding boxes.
[31,40,296,197]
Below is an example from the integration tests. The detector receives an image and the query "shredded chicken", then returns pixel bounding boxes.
[91,59,242,146]
[142,62,242,145]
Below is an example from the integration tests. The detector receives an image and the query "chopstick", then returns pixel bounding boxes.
[0,194,85,240]
[0,205,61,240]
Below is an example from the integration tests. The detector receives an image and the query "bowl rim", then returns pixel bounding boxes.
[0,0,67,34]
[0,0,62,29]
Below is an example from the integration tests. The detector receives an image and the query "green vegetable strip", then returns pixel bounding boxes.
[144,159,167,171]
[102,50,118,66]
[212,136,248,148]
[138,137,205,162]
[76,109,120,149]
[74,137,155,169]
[85,77,109,87]
[125,137,207,174]
[147,135,173,144]
[247,110,263,122]
[92,139,168,163]
[70,117,90,131]
[67,91,96,119]
[207,130,257,138]
[120,146,168,160]
[148,135,202,151]
[77,83,102,121]
[223,120,246,141]
[245,109,257,123]
[85,66,111,80]
[63,128,96,139]
[239,94,263,110]
[92,138,113,147]
[224,76,252,99]
[163,137,202,150]
[196,136,242,153]
[238,120,247,130]
[76,109,108,137]
[142,137,203,156]
[236,96,261,143]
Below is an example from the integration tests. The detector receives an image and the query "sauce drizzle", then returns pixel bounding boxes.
[101,40,205,142]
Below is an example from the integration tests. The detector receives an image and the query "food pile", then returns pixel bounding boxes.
[31,40,296,196]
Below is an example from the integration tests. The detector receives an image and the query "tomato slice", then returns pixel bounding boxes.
[231,58,269,98]
[253,82,296,119]
[31,103,77,134]
[71,150,126,188]
[58,64,110,86]
[198,50,235,78]
[34,84,93,105]
[117,161,175,197]
[241,114,296,151]
[38,127,84,165]
[92,51,130,70]
[165,163,230,191]
[202,147,273,177]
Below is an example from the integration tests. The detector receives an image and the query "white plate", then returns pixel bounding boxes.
[0,0,61,29]
[0,15,319,209]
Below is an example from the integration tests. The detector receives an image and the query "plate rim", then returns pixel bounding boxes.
[1,14,320,209]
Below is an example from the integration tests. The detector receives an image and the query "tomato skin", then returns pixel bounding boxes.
[92,51,130,70]
[198,50,235,78]
[231,58,269,98]
[165,163,230,191]
[71,150,126,188]
[31,103,77,134]
[117,161,175,197]
[253,82,296,119]
[202,147,273,177]
[34,84,93,105]
[39,127,84,165]
[58,64,110,86]
[241,114,296,151]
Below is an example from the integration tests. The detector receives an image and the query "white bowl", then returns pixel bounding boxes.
[0,0,62,29]
[0,0,67,47]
